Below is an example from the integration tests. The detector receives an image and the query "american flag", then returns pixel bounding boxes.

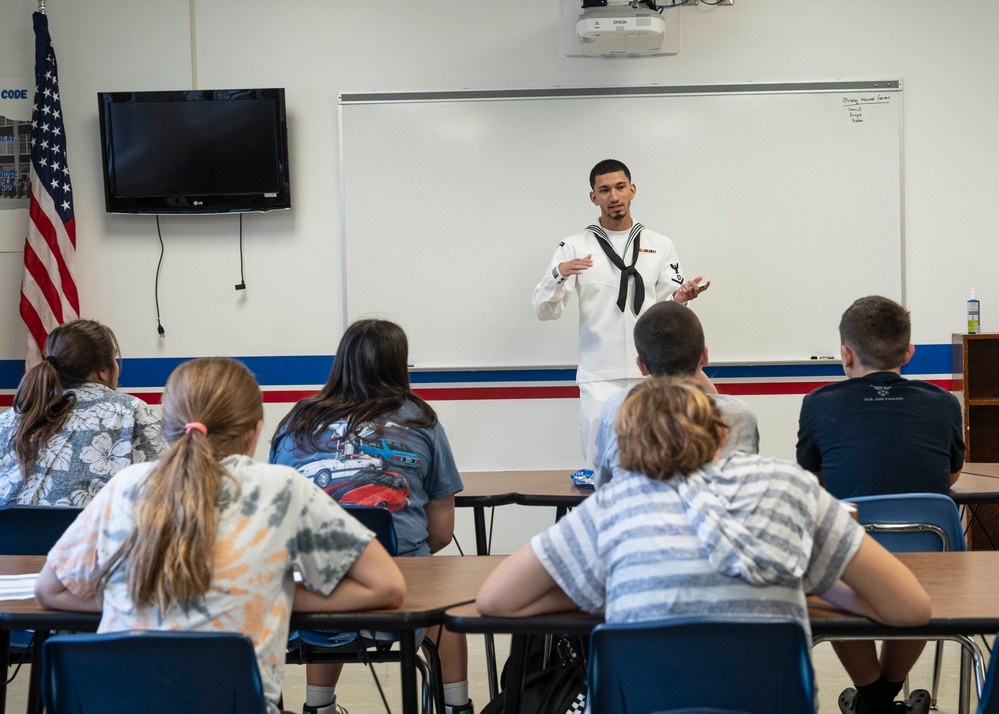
[19,11,78,369]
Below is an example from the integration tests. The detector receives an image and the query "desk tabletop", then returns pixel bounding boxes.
[444,551,999,638]
[961,463,999,479]
[950,470,999,504]
[458,466,999,508]
[457,470,592,507]
[0,555,505,631]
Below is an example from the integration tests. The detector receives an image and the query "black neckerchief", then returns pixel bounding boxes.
[587,222,645,314]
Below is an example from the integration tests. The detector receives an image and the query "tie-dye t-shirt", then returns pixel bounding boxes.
[46,454,374,714]
[0,382,165,506]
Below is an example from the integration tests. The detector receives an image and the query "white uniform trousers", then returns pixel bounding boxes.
[578,377,645,468]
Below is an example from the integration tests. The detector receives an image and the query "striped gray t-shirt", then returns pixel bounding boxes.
[531,454,864,638]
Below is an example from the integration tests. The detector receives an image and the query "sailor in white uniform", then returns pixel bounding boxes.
[532,159,709,466]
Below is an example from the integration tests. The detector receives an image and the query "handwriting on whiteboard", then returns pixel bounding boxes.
[842,94,893,124]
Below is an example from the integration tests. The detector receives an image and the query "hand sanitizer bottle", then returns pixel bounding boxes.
[968,289,981,334]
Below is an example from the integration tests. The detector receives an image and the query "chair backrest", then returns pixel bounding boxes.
[43,630,267,714]
[341,504,398,556]
[588,617,815,714]
[978,630,999,714]
[0,506,82,555]
[849,493,965,553]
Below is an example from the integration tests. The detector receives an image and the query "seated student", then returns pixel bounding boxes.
[270,319,471,714]
[35,357,405,714]
[477,378,932,713]
[796,295,964,714]
[0,319,165,506]
[797,295,964,498]
[593,301,759,488]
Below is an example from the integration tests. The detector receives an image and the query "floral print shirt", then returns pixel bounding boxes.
[0,382,164,506]
[47,454,374,714]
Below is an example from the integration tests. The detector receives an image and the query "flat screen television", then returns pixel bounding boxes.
[98,88,291,215]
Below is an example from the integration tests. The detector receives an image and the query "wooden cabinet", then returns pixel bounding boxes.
[953,333,999,462]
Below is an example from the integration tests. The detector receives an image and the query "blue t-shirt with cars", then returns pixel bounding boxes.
[269,400,463,556]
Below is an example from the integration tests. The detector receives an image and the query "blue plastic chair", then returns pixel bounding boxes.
[0,506,82,555]
[291,503,401,649]
[288,504,442,713]
[42,630,266,714]
[977,630,999,713]
[342,503,399,556]
[850,493,965,553]
[830,494,985,708]
[588,617,815,714]
[0,505,83,703]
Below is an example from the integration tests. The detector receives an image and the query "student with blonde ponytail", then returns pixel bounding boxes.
[36,358,406,714]
[0,319,164,506]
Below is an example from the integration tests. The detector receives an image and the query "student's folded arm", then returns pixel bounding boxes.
[950,469,963,486]
[294,539,406,612]
[425,495,456,554]
[817,535,931,627]
[34,563,103,612]
[476,543,578,618]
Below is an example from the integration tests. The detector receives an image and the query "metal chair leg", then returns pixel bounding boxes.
[484,633,498,700]
[930,640,944,709]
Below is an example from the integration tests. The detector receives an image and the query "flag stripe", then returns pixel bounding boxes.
[27,173,78,313]
[17,292,47,365]
[22,219,66,325]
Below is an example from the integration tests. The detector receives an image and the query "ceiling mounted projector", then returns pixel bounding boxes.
[576,3,667,56]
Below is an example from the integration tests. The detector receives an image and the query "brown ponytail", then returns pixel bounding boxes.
[98,357,263,612]
[11,320,119,477]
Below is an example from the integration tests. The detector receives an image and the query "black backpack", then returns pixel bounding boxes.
[480,634,587,714]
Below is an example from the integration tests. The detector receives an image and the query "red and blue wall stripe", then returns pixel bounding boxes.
[0,343,958,407]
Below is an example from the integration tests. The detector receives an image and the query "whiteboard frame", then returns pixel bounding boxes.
[338,80,905,367]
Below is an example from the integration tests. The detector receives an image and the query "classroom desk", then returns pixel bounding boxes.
[444,551,999,714]
[951,470,999,549]
[456,470,590,555]
[454,472,520,556]
[959,463,999,479]
[458,467,999,553]
[0,555,504,714]
[950,471,999,505]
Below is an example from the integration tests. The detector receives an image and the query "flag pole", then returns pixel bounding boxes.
[37,0,46,14]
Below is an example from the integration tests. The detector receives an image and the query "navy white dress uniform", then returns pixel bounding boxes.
[532,222,685,464]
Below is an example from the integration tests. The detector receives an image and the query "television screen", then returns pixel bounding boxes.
[98,88,291,214]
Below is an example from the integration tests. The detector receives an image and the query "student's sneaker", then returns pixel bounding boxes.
[893,689,930,714]
[445,700,474,714]
[302,702,348,714]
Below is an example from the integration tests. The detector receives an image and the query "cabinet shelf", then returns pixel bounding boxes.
[953,333,999,462]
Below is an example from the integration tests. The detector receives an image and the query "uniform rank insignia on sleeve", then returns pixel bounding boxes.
[559,241,565,247]
[552,267,561,279]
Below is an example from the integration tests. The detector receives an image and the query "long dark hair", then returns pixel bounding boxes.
[11,319,119,476]
[273,319,436,453]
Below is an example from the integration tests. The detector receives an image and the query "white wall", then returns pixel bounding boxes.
[1,0,995,552]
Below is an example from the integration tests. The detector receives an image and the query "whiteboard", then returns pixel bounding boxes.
[339,81,903,368]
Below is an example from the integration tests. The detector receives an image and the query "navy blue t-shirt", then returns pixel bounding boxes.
[796,372,965,499]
